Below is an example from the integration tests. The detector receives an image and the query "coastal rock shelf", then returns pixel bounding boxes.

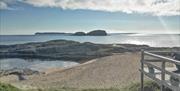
[0,68,39,77]
[0,40,180,62]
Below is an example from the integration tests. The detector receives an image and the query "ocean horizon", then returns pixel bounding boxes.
[0,33,180,47]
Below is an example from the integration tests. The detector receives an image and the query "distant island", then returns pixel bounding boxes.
[35,32,72,35]
[73,30,107,36]
[35,30,108,36]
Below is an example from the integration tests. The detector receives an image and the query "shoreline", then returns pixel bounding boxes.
[0,51,179,90]
[0,52,167,90]
[0,52,141,89]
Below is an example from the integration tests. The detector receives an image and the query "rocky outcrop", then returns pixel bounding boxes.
[0,68,39,77]
[87,30,107,36]
[73,32,86,36]
[0,40,128,62]
[0,40,179,63]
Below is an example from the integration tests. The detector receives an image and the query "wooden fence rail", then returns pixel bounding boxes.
[140,51,180,91]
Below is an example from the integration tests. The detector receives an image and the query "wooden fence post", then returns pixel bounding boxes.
[140,51,180,91]
[141,50,144,91]
[161,61,165,91]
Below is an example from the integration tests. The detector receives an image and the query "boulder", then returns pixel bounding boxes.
[87,30,107,36]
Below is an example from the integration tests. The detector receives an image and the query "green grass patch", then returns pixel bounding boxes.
[0,83,21,91]
[123,81,160,91]
[27,88,120,91]
[1,81,161,91]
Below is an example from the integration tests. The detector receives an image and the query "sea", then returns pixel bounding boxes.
[0,58,79,71]
[0,33,180,47]
[0,33,180,71]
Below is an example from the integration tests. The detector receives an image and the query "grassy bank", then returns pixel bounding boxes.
[0,81,161,91]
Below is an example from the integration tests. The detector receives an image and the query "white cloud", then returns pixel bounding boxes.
[1,0,180,16]
[0,0,16,10]
[0,1,8,10]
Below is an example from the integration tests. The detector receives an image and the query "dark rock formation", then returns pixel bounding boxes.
[73,32,86,36]
[0,68,39,77]
[0,40,180,63]
[0,40,128,62]
[87,30,107,36]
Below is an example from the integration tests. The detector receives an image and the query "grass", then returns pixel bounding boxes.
[0,81,161,91]
[123,81,160,91]
[0,83,22,91]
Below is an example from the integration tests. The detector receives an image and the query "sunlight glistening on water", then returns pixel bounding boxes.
[158,16,180,47]
[0,34,179,47]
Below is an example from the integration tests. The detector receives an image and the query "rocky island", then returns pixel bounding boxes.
[73,30,107,36]
[35,30,108,36]
[87,30,107,36]
[72,32,86,36]
[35,32,72,35]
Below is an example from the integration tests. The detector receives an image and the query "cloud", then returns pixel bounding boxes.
[1,0,180,16]
[0,1,8,10]
[0,0,16,10]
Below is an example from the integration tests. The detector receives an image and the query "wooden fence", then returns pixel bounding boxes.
[140,51,180,91]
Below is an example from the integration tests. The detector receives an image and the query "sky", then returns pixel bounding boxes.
[0,0,180,35]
